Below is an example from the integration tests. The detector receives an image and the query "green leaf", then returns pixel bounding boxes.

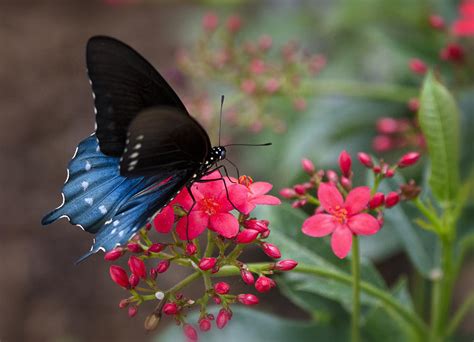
[159,307,348,342]
[254,203,387,314]
[418,72,460,204]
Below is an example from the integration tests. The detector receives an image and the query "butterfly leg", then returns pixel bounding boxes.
[185,184,197,242]
[198,165,240,211]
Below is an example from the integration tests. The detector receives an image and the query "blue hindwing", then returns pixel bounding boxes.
[42,135,188,258]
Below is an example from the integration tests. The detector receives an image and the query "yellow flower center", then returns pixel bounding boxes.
[201,197,220,215]
[330,205,348,224]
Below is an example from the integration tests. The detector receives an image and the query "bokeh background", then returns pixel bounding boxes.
[1,0,472,341]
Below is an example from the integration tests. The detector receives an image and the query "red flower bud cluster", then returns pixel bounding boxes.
[103,173,294,340]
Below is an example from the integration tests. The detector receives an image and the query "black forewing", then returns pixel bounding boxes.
[86,36,188,157]
[120,107,211,178]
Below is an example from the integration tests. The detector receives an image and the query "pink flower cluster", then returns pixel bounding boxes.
[281,151,421,258]
[104,172,297,340]
[373,116,425,153]
[175,12,326,133]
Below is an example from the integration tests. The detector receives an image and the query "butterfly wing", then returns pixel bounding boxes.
[120,106,211,177]
[42,135,191,258]
[87,36,188,157]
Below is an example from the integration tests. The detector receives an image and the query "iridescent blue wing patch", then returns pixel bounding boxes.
[42,135,189,259]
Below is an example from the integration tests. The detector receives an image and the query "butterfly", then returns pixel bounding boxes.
[42,36,229,261]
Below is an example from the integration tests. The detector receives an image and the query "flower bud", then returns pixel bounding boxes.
[260,229,270,238]
[373,135,394,152]
[236,229,259,244]
[199,257,217,271]
[398,152,420,168]
[279,188,296,199]
[119,299,129,309]
[144,313,160,331]
[241,269,255,285]
[148,243,165,254]
[128,256,146,279]
[373,165,381,174]
[326,169,338,183]
[213,296,222,305]
[339,150,352,177]
[369,193,385,209]
[294,184,306,195]
[357,152,373,168]
[409,58,427,75]
[150,268,157,280]
[185,242,197,256]
[183,324,198,341]
[109,265,130,289]
[156,260,170,273]
[163,302,179,315]
[291,199,307,208]
[275,259,298,271]
[255,276,276,293]
[261,242,281,259]
[127,243,143,253]
[408,98,419,112]
[214,282,230,295]
[226,14,242,33]
[104,248,124,261]
[385,192,400,208]
[376,117,400,134]
[440,43,464,63]
[385,169,395,178]
[145,222,152,231]
[128,305,138,318]
[237,293,259,306]
[429,14,445,29]
[243,219,269,233]
[199,318,212,332]
[202,12,218,32]
[129,274,139,288]
[341,176,352,191]
[216,309,231,329]
[301,158,315,174]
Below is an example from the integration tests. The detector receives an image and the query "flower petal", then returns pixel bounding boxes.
[318,182,344,211]
[302,214,338,237]
[249,182,273,196]
[347,213,380,235]
[176,211,208,240]
[220,184,249,213]
[153,205,175,233]
[209,212,239,238]
[172,187,199,211]
[331,227,353,259]
[250,194,281,206]
[344,186,371,215]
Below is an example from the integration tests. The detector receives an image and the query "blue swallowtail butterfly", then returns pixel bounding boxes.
[42,36,228,261]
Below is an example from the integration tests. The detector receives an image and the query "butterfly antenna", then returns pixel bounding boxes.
[219,95,225,146]
[224,142,272,147]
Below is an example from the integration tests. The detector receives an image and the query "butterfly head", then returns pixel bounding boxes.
[210,146,226,162]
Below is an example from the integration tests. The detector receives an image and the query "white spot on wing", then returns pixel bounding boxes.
[111,228,117,234]
[85,161,92,171]
[134,143,141,150]
[99,205,107,214]
[113,220,120,226]
[81,181,89,191]
[136,135,144,140]
[130,152,139,159]
[96,145,100,152]
[85,198,94,205]
[119,231,124,237]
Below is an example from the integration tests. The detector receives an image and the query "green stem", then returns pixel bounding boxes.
[204,230,215,258]
[413,198,443,231]
[298,79,418,103]
[216,263,429,338]
[445,291,474,336]
[351,236,361,342]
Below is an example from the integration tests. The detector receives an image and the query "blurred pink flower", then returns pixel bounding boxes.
[453,0,474,36]
[231,176,281,215]
[302,183,380,259]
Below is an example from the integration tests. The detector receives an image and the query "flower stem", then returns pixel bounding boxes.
[216,263,429,338]
[445,291,474,336]
[204,230,215,257]
[351,236,361,342]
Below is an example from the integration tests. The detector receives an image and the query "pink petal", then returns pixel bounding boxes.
[452,20,474,36]
[302,214,338,237]
[220,184,249,213]
[153,205,175,233]
[250,194,281,206]
[209,212,240,238]
[347,213,380,235]
[318,182,344,211]
[249,182,273,196]
[331,226,353,259]
[344,186,371,215]
[238,202,255,216]
[176,211,208,240]
[194,176,225,198]
[172,187,198,211]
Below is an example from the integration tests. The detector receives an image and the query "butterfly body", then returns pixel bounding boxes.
[42,36,226,259]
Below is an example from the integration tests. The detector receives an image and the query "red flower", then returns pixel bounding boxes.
[174,172,248,240]
[453,0,474,36]
[109,265,130,289]
[230,178,281,215]
[153,205,175,234]
[128,256,146,279]
[237,294,259,305]
[302,183,380,259]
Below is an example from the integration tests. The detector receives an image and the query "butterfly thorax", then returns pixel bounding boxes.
[196,146,226,176]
